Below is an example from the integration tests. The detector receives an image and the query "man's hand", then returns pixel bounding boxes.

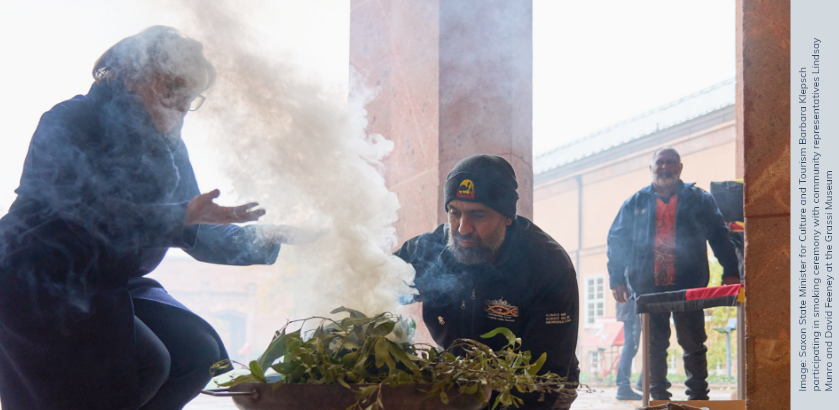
[263,225,329,245]
[612,284,630,304]
[721,276,742,285]
[185,189,265,226]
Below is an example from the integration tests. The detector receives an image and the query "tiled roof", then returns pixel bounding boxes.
[534,78,736,175]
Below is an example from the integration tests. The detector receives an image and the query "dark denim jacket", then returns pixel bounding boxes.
[606,181,739,296]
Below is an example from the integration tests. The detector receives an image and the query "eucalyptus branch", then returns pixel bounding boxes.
[214,307,574,410]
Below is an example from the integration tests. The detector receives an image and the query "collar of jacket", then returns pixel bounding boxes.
[639,180,696,197]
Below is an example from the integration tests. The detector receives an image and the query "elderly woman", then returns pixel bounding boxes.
[0,27,292,409]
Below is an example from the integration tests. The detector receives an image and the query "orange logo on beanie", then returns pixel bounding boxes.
[457,179,475,199]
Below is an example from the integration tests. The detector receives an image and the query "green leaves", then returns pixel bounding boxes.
[331,306,368,318]
[439,390,449,404]
[373,338,395,369]
[209,359,232,376]
[527,353,547,376]
[461,382,479,395]
[216,373,263,387]
[256,329,300,370]
[480,327,521,349]
[370,321,396,337]
[386,341,419,371]
[249,361,267,383]
[212,309,575,410]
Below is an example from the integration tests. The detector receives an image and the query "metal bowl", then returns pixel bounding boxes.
[205,382,491,410]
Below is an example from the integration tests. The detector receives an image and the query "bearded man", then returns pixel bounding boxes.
[607,147,739,401]
[396,155,580,410]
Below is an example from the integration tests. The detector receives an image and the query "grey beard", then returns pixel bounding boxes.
[446,219,507,265]
[652,171,677,186]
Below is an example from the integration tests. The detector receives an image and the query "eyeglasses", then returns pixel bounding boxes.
[161,78,207,112]
[162,91,206,112]
[189,95,206,111]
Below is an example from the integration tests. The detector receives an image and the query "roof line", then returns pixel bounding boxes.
[534,77,736,159]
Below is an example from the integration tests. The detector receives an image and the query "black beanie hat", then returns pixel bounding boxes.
[444,154,519,220]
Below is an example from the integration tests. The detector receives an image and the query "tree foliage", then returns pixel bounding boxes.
[705,258,737,378]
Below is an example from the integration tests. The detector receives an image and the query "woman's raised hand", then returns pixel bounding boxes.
[185,189,265,226]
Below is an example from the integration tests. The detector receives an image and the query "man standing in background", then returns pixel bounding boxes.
[614,296,643,400]
[606,147,739,401]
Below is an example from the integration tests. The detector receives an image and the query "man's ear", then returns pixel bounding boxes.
[505,217,513,226]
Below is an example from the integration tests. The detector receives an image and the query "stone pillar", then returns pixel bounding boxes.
[735,0,745,180]
[350,0,533,242]
[739,0,790,408]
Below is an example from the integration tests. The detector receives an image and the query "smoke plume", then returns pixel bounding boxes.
[173,1,417,319]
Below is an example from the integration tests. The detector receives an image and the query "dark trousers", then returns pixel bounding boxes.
[134,299,223,410]
[648,310,709,400]
[616,316,642,389]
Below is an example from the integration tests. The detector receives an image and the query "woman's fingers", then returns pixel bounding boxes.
[195,189,221,203]
[229,202,263,223]
[186,190,266,225]
[232,207,265,223]
[232,202,260,214]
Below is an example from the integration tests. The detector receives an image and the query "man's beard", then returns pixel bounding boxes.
[446,218,508,265]
[652,169,677,186]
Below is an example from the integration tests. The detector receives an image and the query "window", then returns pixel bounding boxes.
[590,350,602,373]
[585,275,605,327]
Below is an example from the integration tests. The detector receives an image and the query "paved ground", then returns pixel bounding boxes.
[185,385,739,409]
[0,385,735,410]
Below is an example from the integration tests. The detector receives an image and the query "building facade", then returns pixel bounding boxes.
[532,78,738,378]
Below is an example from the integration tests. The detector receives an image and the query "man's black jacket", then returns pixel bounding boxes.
[395,217,580,407]
[606,181,739,295]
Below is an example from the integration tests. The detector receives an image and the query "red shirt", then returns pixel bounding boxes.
[654,195,678,286]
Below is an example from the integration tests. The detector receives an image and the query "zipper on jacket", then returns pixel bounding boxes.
[460,279,472,339]
[471,288,477,339]
[460,298,467,338]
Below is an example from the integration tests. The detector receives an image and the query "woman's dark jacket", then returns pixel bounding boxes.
[0,82,279,410]
[395,217,580,409]
[606,181,739,296]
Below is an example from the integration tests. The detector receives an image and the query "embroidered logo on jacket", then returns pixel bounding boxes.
[457,179,475,199]
[546,313,571,324]
[485,298,519,322]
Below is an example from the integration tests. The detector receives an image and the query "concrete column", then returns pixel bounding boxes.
[350,0,533,242]
[739,0,791,408]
